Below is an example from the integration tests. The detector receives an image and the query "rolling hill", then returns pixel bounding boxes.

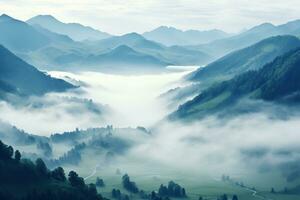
[188,35,300,83]
[27,15,111,41]
[171,47,300,121]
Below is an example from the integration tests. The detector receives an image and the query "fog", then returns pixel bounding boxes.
[48,69,193,128]
[0,68,193,135]
[1,66,300,188]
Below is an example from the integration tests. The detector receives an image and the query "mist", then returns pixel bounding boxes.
[1,66,300,191]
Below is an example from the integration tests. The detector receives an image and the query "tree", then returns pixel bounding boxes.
[68,171,85,188]
[51,167,66,181]
[232,194,238,200]
[122,174,139,193]
[14,150,21,162]
[7,146,13,158]
[35,158,48,176]
[221,194,228,200]
[271,188,275,193]
[96,177,105,187]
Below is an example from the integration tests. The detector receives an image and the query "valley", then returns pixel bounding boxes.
[0,5,300,200]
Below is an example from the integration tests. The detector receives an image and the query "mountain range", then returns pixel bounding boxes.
[27,15,111,41]
[143,26,230,46]
[188,20,300,58]
[0,14,213,71]
[0,14,51,52]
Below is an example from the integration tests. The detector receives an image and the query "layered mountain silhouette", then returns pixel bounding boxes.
[0,14,50,51]
[92,32,212,66]
[189,20,300,58]
[171,47,300,120]
[85,45,170,67]
[188,35,300,83]
[0,45,75,98]
[143,26,230,46]
[27,15,111,41]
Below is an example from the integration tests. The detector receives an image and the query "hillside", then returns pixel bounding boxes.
[188,35,300,82]
[0,140,105,200]
[171,47,300,120]
[27,15,111,41]
[0,45,75,96]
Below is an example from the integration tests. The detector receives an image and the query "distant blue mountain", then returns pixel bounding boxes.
[85,45,170,68]
[188,20,300,58]
[0,14,51,51]
[92,32,212,66]
[0,45,75,97]
[143,26,230,46]
[27,15,111,41]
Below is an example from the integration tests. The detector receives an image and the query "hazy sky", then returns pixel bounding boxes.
[0,0,299,35]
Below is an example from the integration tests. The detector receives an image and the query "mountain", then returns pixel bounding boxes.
[188,35,300,83]
[27,15,111,41]
[0,14,51,51]
[188,19,300,58]
[84,45,170,71]
[92,32,212,66]
[143,26,230,46]
[94,32,164,50]
[0,45,75,96]
[170,47,300,121]
[31,24,75,44]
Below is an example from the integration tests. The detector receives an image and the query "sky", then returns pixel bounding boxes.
[0,0,299,35]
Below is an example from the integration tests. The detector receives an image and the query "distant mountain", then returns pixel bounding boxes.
[94,32,164,50]
[92,32,212,66]
[143,26,230,46]
[0,14,51,51]
[0,45,75,97]
[84,45,170,71]
[188,35,300,83]
[170,47,300,121]
[31,24,75,44]
[188,19,300,58]
[27,15,111,41]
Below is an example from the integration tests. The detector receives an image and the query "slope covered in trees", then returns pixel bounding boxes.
[171,47,300,120]
[188,35,300,83]
[0,140,106,200]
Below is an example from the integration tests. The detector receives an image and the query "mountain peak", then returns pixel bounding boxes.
[0,14,14,21]
[111,45,136,53]
[249,22,276,32]
[28,15,60,23]
[121,32,144,40]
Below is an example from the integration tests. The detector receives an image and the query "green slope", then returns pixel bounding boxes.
[171,47,300,120]
[188,35,300,83]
